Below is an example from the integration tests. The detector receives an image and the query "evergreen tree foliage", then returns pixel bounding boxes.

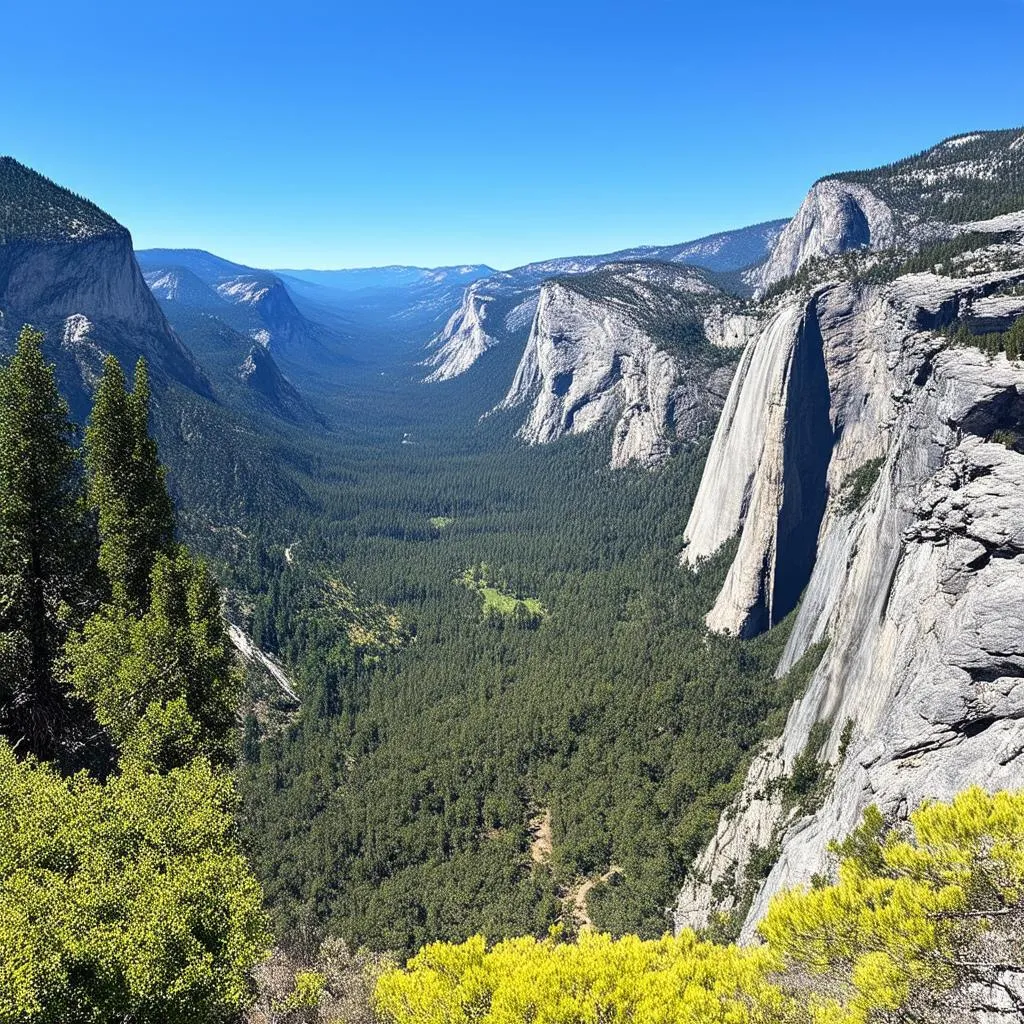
[85,355,175,612]
[0,740,269,1024]
[0,332,271,1022]
[0,326,92,760]
[833,127,1024,224]
[67,547,239,771]
[0,156,120,244]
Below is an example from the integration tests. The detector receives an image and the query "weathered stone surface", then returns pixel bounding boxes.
[0,231,209,416]
[424,223,785,383]
[422,281,507,382]
[752,180,896,293]
[497,263,738,468]
[674,247,1024,957]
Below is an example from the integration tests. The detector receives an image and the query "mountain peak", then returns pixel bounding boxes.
[0,156,122,244]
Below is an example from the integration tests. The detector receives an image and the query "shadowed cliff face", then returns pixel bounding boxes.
[688,297,834,638]
[770,302,834,630]
[674,248,1024,968]
[0,158,212,420]
[136,247,343,372]
[750,180,896,294]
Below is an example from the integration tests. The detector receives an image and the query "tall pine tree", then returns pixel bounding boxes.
[85,356,175,612]
[71,356,239,770]
[0,326,91,759]
[67,547,239,771]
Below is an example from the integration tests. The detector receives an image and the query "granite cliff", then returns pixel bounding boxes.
[0,157,209,416]
[496,261,748,467]
[674,135,1024,1022]
[424,220,784,384]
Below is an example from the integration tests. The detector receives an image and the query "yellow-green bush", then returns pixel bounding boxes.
[761,787,1024,1023]
[375,788,1024,1024]
[0,742,270,1024]
[376,928,791,1024]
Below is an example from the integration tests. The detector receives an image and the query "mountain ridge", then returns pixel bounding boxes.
[0,157,210,415]
[423,220,785,384]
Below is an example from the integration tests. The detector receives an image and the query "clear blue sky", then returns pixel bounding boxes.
[3,0,1022,270]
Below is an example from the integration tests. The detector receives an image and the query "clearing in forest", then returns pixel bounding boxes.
[459,564,546,622]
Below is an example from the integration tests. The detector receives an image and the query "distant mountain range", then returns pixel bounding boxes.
[137,221,788,375]
[136,248,341,370]
[422,220,786,382]
[276,264,495,293]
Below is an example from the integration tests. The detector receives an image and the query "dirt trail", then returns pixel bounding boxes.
[528,807,621,929]
[529,809,553,865]
[570,866,623,930]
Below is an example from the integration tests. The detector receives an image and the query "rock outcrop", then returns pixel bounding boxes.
[424,221,787,383]
[749,129,1024,296]
[674,228,1024,951]
[680,300,832,635]
[498,262,740,468]
[237,344,321,424]
[422,281,511,382]
[0,157,209,417]
[752,180,895,293]
[144,266,228,308]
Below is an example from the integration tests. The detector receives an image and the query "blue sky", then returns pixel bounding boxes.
[3,0,1022,270]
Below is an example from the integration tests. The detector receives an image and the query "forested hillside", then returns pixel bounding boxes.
[833,128,1024,224]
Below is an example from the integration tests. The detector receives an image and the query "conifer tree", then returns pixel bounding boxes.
[85,355,174,612]
[0,326,91,759]
[67,547,239,771]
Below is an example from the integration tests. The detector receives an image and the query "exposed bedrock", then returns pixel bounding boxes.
[684,297,834,636]
[0,232,209,415]
[752,180,896,293]
[674,262,1024,948]
[497,269,736,468]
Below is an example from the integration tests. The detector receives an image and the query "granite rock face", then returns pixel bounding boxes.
[752,180,896,293]
[673,245,1024,953]
[497,263,739,468]
[422,281,506,382]
[423,222,786,383]
[750,129,1024,297]
[0,229,209,417]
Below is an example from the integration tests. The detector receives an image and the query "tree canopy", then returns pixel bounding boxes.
[375,788,1024,1024]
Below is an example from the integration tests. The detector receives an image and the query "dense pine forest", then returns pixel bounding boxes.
[151,321,801,950]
